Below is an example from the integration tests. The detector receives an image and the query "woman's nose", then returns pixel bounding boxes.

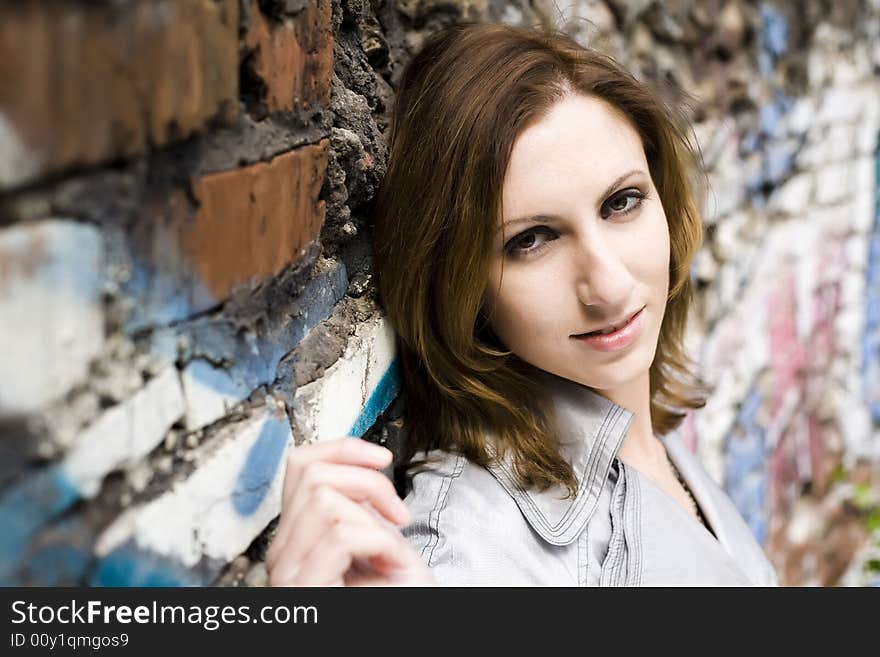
[573,235,636,309]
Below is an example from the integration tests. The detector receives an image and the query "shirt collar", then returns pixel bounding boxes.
[485,371,635,546]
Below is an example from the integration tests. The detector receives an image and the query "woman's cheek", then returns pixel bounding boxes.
[636,209,671,276]
[493,276,554,340]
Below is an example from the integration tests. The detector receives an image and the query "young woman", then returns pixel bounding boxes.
[265,22,778,586]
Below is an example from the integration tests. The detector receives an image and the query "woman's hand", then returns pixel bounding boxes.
[265,436,435,586]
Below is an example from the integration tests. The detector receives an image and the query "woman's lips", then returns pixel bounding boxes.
[572,307,645,352]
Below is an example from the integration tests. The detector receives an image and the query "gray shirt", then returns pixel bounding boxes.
[401,375,779,586]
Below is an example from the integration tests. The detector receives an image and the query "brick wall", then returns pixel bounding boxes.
[0,0,878,586]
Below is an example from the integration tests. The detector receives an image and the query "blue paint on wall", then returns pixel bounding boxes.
[763,142,795,186]
[759,96,791,140]
[723,388,769,545]
[186,358,253,405]
[348,359,401,438]
[862,135,880,421]
[0,467,81,582]
[179,260,348,428]
[746,89,797,195]
[232,415,291,516]
[759,3,789,76]
[90,544,202,587]
[27,544,92,586]
[124,261,215,334]
[17,514,96,586]
[749,5,796,201]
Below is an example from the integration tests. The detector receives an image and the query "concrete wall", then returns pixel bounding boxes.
[0,0,877,586]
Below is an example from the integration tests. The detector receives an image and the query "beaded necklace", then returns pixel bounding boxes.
[669,459,713,533]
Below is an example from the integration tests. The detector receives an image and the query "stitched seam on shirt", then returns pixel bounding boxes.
[422,453,466,567]
[600,464,626,586]
[564,408,623,530]
[573,406,629,536]
[495,405,618,537]
[581,406,620,500]
[629,472,643,586]
[504,403,614,517]
[623,470,642,587]
[579,527,589,586]
[616,484,627,586]
[601,529,623,587]
[610,466,628,586]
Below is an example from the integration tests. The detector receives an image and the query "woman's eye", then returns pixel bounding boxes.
[601,188,646,218]
[504,227,556,256]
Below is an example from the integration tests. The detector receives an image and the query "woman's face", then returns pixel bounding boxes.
[482,93,670,393]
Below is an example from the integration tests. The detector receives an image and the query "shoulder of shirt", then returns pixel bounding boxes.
[399,449,535,585]
[401,448,513,528]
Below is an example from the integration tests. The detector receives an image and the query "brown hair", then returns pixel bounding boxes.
[371,21,708,498]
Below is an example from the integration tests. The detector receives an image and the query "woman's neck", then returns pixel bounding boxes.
[596,372,667,466]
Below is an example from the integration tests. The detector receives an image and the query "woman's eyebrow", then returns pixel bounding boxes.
[498,168,648,232]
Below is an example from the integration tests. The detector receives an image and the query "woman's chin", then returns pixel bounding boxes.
[557,355,653,392]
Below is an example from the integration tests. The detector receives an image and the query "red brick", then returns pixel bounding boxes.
[243,0,332,113]
[0,0,239,190]
[181,140,329,302]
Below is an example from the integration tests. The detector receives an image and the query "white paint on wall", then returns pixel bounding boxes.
[180,359,250,431]
[60,367,185,498]
[96,406,293,568]
[291,316,396,443]
[0,220,104,415]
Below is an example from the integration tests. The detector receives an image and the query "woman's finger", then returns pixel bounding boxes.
[268,460,408,568]
[267,486,408,586]
[278,438,391,522]
[270,484,383,577]
[267,437,394,567]
[282,515,412,587]
[281,437,392,506]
